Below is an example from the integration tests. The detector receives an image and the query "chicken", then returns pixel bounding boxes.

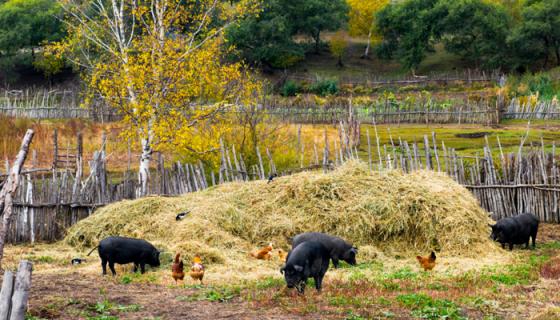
[190,255,205,284]
[277,249,288,262]
[171,253,185,284]
[250,243,273,260]
[416,251,437,271]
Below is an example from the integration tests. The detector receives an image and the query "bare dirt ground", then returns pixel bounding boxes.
[8,223,560,319]
[27,272,319,320]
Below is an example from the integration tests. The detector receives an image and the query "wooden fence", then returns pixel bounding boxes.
[1,123,560,245]
[502,98,560,120]
[283,69,501,87]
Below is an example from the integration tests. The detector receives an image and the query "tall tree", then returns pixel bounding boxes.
[58,0,261,196]
[225,0,304,69]
[375,0,444,71]
[509,0,560,69]
[0,0,63,55]
[347,0,389,58]
[289,0,349,53]
[440,0,510,69]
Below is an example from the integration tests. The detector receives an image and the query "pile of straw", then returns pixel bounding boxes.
[66,161,502,269]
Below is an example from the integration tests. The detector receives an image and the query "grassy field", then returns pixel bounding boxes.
[5,224,560,319]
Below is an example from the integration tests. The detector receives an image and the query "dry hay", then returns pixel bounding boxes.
[65,161,508,281]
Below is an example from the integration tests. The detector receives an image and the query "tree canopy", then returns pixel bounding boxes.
[0,0,63,54]
[376,0,511,71]
[226,0,348,69]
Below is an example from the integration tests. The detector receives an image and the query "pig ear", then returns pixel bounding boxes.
[294,265,304,272]
[488,224,495,229]
[351,247,358,253]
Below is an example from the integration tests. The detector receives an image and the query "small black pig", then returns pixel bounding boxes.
[292,232,357,268]
[490,213,539,250]
[87,236,161,275]
[280,241,330,294]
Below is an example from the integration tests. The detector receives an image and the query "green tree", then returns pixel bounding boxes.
[375,0,511,71]
[0,0,63,55]
[226,1,304,69]
[440,0,510,69]
[0,0,63,82]
[375,0,444,71]
[508,0,560,69]
[227,0,348,68]
[288,0,349,53]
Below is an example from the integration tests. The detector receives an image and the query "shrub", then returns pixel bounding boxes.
[280,80,302,97]
[309,79,339,96]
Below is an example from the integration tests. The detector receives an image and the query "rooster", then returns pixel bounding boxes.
[190,255,205,284]
[416,251,437,271]
[250,243,273,260]
[171,253,185,284]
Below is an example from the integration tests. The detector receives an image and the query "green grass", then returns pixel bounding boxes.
[359,123,560,162]
[397,293,466,320]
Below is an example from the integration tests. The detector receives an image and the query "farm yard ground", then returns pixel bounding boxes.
[1,224,559,320]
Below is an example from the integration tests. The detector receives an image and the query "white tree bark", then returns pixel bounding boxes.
[138,136,152,196]
[0,129,34,269]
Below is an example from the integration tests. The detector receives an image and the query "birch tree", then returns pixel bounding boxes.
[347,0,389,58]
[57,0,261,196]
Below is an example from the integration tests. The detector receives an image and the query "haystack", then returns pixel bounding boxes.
[66,161,502,270]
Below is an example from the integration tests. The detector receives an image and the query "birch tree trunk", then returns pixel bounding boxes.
[138,136,152,196]
[0,129,34,269]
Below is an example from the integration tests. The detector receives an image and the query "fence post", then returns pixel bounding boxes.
[0,271,14,320]
[9,260,33,320]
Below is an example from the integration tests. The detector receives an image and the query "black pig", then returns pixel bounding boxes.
[490,213,539,250]
[280,241,330,294]
[87,236,161,275]
[292,232,357,268]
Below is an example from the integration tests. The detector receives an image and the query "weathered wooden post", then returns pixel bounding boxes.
[52,129,58,170]
[0,271,14,319]
[9,260,33,320]
[0,129,34,269]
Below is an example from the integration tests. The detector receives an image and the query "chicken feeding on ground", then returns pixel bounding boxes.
[190,255,205,284]
[416,251,437,271]
[171,253,185,284]
[250,243,273,260]
[277,249,288,262]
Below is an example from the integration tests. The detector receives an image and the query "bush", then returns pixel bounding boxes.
[308,79,339,96]
[280,80,302,97]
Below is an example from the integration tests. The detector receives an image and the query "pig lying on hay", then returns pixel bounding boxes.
[65,161,506,281]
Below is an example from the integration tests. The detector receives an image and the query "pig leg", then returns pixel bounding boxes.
[133,263,139,273]
[108,262,117,276]
[101,257,108,275]
[508,243,513,251]
[314,275,323,292]
[531,230,538,248]
[332,258,339,268]
[140,263,146,274]
[501,243,505,249]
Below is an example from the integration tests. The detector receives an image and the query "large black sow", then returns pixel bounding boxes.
[490,213,539,250]
[87,236,161,275]
[281,241,330,294]
[292,232,357,268]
